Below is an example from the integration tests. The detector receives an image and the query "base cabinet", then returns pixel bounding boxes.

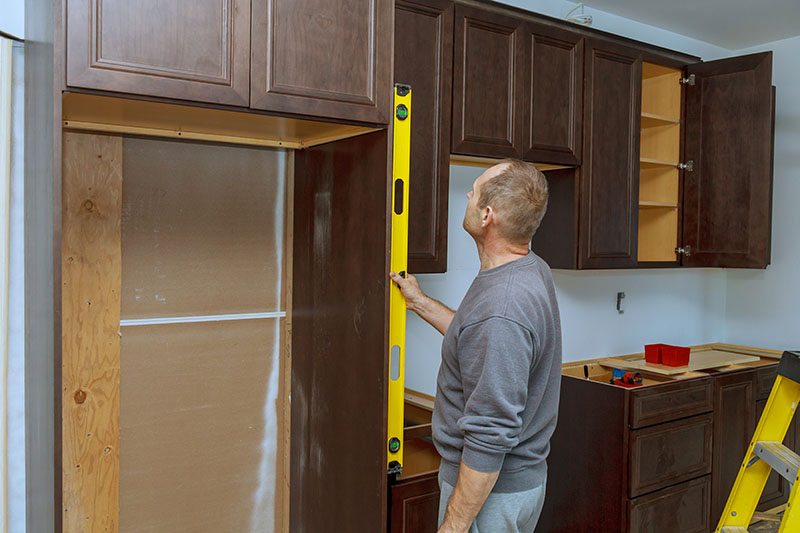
[389,472,440,533]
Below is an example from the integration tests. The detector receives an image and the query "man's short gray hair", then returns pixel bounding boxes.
[478,159,549,245]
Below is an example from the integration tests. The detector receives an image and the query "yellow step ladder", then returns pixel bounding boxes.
[387,83,411,475]
[717,350,800,533]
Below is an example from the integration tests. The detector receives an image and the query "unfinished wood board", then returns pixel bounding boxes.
[62,92,379,149]
[640,165,679,204]
[121,136,285,318]
[641,112,680,127]
[449,154,570,172]
[398,439,441,480]
[62,132,122,531]
[642,65,682,119]
[603,350,761,375]
[640,123,680,162]
[638,207,679,262]
[120,319,283,532]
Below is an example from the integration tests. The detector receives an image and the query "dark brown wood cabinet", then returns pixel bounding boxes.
[451,4,526,158]
[250,0,393,123]
[710,370,756,524]
[523,22,584,165]
[66,0,252,105]
[395,0,453,273]
[389,472,440,532]
[578,39,642,269]
[682,52,775,268]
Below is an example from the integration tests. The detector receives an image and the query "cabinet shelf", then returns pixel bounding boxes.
[640,157,679,168]
[639,201,679,209]
[641,112,680,127]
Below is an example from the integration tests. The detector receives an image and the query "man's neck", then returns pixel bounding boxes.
[476,239,530,271]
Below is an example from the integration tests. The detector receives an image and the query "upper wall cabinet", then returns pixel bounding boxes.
[523,23,584,165]
[579,39,642,269]
[250,0,393,124]
[451,5,525,159]
[682,52,774,268]
[66,0,252,106]
[395,0,454,273]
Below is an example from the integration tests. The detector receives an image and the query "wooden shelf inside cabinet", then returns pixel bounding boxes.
[641,112,680,128]
[639,201,679,209]
[449,154,572,172]
[640,157,679,169]
[62,92,380,150]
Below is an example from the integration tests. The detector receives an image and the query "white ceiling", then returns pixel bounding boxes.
[579,0,800,50]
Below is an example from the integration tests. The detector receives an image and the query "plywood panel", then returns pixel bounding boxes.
[642,66,681,119]
[607,350,760,375]
[640,165,679,204]
[639,207,679,262]
[121,137,285,318]
[62,132,122,531]
[640,123,680,163]
[119,319,283,532]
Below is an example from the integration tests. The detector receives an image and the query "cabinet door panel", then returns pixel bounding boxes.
[395,0,453,273]
[292,131,391,531]
[711,370,755,525]
[251,0,392,123]
[67,0,251,105]
[579,39,641,269]
[452,5,525,158]
[683,52,774,268]
[389,473,440,533]
[524,23,583,165]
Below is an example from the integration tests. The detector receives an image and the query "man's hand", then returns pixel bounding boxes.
[389,271,456,335]
[389,271,426,312]
[438,462,500,533]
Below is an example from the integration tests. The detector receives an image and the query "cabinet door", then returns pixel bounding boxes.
[389,473,440,533]
[579,39,641,269]
[711,370,755,525]
[395,0,453,273]
[66,0,251,105]
[682,52,774,268]
[523,22,584,165]
[452,5,525,158]
[251,0,392,123]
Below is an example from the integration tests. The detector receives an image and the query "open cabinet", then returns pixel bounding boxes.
[60,94,394,532]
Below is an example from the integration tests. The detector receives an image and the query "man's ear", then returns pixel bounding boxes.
[482,206,495,228]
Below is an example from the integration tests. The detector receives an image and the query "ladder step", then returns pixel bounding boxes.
[720,528,748,533]
[753,441,800,483]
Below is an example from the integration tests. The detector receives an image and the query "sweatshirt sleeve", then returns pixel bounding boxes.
[455,316,536,473]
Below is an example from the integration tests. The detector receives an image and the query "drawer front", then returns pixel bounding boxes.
[630,378,713,429]
[628,476,710,533]
[757,364,779,400]
[629,413,713,497]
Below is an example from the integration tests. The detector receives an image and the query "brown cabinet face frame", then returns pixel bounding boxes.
[66,0,252,106]
[250,0,393,123]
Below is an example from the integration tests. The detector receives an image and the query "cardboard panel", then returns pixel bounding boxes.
[119,319,284,532]
[121,137,285,318]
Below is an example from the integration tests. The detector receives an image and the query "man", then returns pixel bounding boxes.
[390,159,562,533]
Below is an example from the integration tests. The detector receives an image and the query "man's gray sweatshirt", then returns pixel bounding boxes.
[432,251,562,493]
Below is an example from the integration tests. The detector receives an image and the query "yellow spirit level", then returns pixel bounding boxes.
[387,84,411,474]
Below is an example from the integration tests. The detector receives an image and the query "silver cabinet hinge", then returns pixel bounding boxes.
[677,160,694,172]
[675,245,692,256]
[679,74,695,86]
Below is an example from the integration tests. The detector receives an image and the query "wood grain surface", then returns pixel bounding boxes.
[61,131,123,531]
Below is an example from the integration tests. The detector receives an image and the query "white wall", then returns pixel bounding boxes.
[723,35,800,352]
[405,1,736,396]
[0,0,24,40]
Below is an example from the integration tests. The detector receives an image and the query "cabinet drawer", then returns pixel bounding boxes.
[628,476,711,533]
[629,413,713,497]
[757,364,779,400]
[630,377,713,429]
